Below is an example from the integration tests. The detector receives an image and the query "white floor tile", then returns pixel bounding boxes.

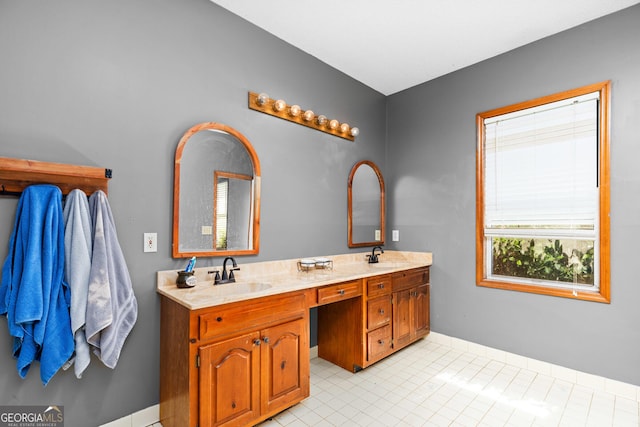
[254,336,640,427]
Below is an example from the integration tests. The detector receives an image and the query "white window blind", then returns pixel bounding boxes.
[484,92,599,238]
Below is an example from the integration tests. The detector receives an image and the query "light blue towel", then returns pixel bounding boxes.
[62,189,92,378]
[86,190,137,369]
[0,184,74,386]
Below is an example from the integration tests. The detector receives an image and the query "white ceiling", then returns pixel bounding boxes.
[211,0,639,95]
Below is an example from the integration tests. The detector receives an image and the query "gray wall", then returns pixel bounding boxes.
[387,5,640,386]
[0,0,385,425]
[1,0,639,425]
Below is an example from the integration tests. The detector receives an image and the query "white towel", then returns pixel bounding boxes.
[62,189,92,378]
[86,190,138,369]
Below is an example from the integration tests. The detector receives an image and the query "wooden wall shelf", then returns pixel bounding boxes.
[0,157,111,196]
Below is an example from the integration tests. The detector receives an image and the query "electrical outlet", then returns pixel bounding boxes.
[201,225,213,235]
[144,232,157,253]
[392,230,399,242]
[375,229,381,241]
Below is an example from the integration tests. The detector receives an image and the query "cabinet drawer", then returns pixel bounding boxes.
[367,296,391,330]
[367,325,392,361]
[366,275,392,298]
[392,267,429,291]
[199,293,305,341]
[317,280,362,305]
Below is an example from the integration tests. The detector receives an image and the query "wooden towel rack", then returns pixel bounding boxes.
[0,157,112,197]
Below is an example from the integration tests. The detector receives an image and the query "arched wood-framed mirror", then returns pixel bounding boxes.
[173,122,261,258]
[348,160,385,247]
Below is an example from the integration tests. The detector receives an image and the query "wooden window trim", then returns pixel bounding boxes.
[475,81,611,303]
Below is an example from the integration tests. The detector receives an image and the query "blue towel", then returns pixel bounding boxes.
[62,189,93,378]
[0,184,74,386]
[86,190,137,369]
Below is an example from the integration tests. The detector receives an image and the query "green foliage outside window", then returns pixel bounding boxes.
[492,238,594,285]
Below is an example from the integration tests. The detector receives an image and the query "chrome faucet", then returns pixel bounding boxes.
[367,246,384,264]
[210,257,240,285]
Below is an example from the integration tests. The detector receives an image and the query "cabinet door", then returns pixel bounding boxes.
[392,289,412,348]
[413,284,430,340]
[261,318,309,415]
[198,331,261,427]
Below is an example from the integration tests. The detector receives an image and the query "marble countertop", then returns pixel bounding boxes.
[157,251,432,310]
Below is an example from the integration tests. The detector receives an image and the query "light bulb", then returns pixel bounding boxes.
[316,115,327,126]
[302,110,314,121]
[328,119,339,130]
[340,123,350,133]
[289,104,301,117]
[350,127,360,137]
[273,99,286,112]
[256,93,269,106]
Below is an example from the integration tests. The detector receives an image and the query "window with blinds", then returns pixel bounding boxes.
[476,82,610,302]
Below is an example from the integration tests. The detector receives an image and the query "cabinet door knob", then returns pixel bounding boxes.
[263,337,270,344]
[378,339,385,345]
[379,309,385,315]
[253,339,261,346]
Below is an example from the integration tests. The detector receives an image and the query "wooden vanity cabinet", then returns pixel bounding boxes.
[317,280,364,372]
[316,268,430,372]
[392,267,430,350]
[160,264,431,425]
[160,291,310,427]
[317,275,394,371]
[198,318,306,426]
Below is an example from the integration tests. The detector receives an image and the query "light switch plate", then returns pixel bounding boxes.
[392,230,399,242]
[144,232,157,252]
[375,229,381,240]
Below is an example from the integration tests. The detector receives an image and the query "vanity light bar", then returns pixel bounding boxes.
[247,91,359,141]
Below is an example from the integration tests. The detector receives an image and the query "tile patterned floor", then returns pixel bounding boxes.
[258,336,640,426]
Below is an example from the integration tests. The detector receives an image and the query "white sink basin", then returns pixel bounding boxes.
[212,282,272,295]
[369,262,411,269]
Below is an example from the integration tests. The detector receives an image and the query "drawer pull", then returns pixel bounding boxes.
[378,283,385,289]
[338,289,345,295]
[216,316,223,322]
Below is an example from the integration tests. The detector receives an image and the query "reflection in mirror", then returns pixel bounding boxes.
[214,171,253,250]
[348,160,385,248]
[173,122,260,258]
